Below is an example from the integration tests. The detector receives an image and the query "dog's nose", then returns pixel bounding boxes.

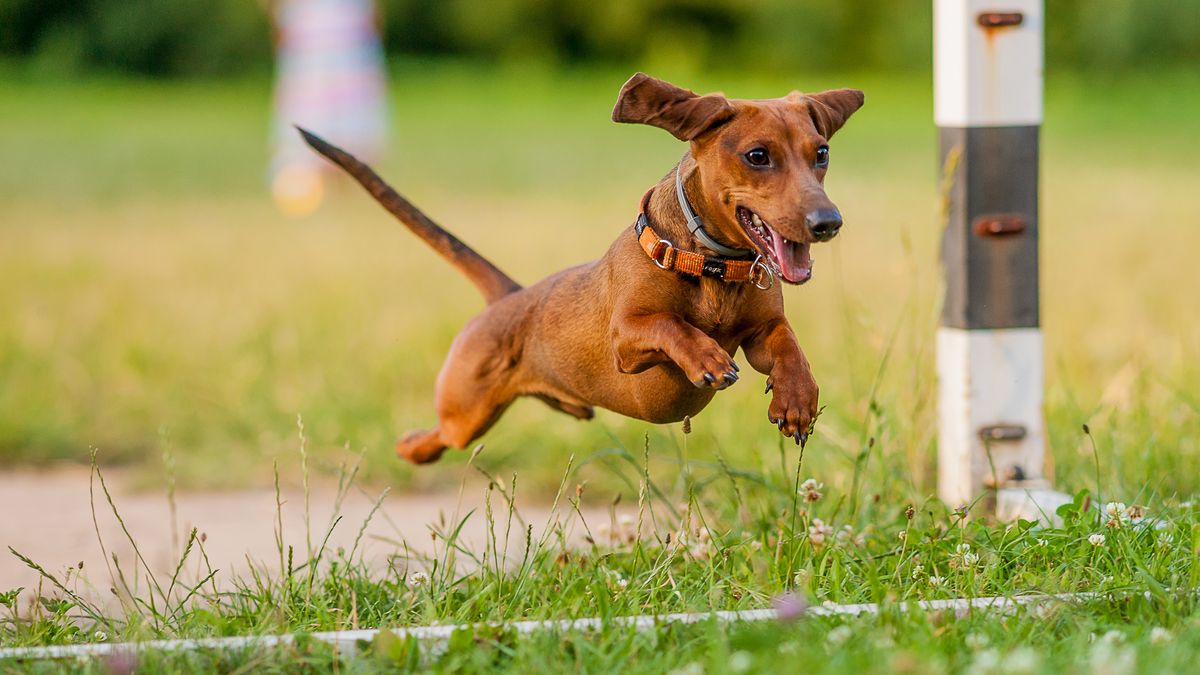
[806,209,843,242]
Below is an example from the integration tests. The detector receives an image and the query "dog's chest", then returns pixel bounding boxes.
[685,282,747,336]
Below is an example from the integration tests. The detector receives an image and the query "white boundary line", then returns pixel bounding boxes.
[0,592,1114,662]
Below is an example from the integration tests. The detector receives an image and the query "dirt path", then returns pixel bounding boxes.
[0,467,605,599]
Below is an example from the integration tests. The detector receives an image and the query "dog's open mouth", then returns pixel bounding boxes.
[736,207,813,284]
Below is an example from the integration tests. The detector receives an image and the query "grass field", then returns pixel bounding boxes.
[1,62,1198,670]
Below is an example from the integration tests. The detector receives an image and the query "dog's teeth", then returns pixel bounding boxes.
[751,213,762,227]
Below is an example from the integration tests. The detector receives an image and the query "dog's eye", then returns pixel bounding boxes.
[744,148,770,167]
[814,145,830,168]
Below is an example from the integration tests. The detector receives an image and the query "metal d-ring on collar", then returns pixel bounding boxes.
[674,166,754,258]
[749,255,775,290]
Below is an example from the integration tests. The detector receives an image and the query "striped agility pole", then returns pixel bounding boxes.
[934,0,1048,506]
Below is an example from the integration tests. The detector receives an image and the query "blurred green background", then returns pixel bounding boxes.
[3,0,1199,78]
[0,2,1197,500]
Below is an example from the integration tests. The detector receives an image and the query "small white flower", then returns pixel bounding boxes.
[964,633,989,650]
[1156,532,1173,549]
[808,518,834,550]
[1101,630,1125,644]
[928,575,945,587]
[793,569,812,587]
[800,478,825,503]
[897,530,908,541]
[1148,627,1172,644]
[950,542,980,570]
[911,563,924,579]
[826,624,853,646]
[1088,533,1106,547]
[409,571,430,586]
[1004,647,1039,674]
[1103,502,1132,529]
[93,631,108,642]
[725,651,753,673]
[971,648,1001,672]
[1036,538,1048,547]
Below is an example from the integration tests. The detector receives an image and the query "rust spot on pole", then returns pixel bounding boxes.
[978,424,1027,442]
[973,214,1027,237]
[977,11,1023,30]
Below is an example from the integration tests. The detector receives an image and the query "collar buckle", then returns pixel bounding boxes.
[652,239,675,270]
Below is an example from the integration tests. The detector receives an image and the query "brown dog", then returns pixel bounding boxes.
[299,73,863,464]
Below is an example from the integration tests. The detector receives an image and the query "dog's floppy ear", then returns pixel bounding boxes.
[805,88,865,138]
[612,73,734,141]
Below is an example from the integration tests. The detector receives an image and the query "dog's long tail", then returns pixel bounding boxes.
[297,127,522,304]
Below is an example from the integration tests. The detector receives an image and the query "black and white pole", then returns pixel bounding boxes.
[934,0,1062,513]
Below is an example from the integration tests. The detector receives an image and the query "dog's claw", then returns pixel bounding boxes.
[731,362,740,372]
[793,431,802,445]
[800,432,808,449]
[723,372,738,384]
[703,373,715,385]
[764,380,773,394]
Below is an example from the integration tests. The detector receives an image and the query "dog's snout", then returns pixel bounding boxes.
[806,209,843,242]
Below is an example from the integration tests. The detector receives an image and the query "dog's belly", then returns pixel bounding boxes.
[594,366,718,424]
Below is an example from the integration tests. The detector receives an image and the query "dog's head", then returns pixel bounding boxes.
[613,73,863,284]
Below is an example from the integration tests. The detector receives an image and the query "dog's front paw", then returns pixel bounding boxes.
[765,372,819,444]
[683,344,740,390]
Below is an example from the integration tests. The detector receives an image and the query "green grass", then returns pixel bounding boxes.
[0,61,1198,670]
[0,449,1197,672]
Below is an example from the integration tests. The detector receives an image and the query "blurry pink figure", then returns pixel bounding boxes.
[269,0,388,215]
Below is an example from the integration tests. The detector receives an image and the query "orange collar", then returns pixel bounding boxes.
[633,190,774,289]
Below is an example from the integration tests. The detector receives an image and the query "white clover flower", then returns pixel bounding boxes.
[964,633,989,651]
[826,625,853,646]
[93,631,108,642]
[793,569,812,587]
[950,542,981,570]
[1089,641,1135,675]
[1124,504,1146,523]
[1004,647,1039,674]
[1088,533,1106,547]
[1101,630,1125,644]
[1148,627,1172,644]
[409,571,430,586]
[728,651,753,673]
[1156,532,1173,549]
[971,648,1001,672]
[911,563,925,579]
[808,518,834,550]
[800,478,825,503]
[1104,502,1131,529]
[928,575,945,587]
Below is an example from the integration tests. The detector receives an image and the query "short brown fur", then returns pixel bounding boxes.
[299,73,864,463]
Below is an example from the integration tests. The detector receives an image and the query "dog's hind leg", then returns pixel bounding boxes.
[396,326,518,464]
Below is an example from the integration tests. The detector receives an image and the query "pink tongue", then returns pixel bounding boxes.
[769,229,812,283]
